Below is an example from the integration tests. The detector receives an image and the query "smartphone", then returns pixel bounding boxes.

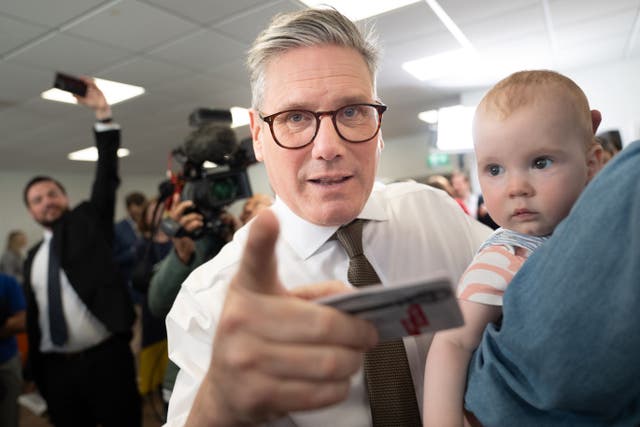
[53,72,88,97]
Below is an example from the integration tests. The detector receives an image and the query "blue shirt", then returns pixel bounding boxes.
[0,273,26,363]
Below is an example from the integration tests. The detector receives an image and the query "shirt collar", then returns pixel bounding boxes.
[272,182,388,260]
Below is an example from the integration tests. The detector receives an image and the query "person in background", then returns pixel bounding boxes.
[239,193,274,224]
[598,129,623,151]
[450,171,479,218]
[0,272,26,427]
[130,198,173,399]
[132,198,173,296]
[596,129,623,165]
[113,191,147,293]
[425,175,470,214]
[423,70,603,426]
[147,192,272,417]
[21,78,140,427]
[0,231,28,284]
[163,8,490,426]
[451,171,498,229]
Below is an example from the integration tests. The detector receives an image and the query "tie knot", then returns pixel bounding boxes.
[334,219,365,258]
[333,219,381,288]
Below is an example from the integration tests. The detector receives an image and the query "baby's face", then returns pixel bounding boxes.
[473,97,597,236]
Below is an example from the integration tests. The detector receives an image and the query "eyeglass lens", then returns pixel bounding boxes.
[271,104,382,148]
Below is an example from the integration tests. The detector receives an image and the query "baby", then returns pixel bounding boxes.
[423,70,603,426]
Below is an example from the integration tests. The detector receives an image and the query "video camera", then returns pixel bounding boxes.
[159,108,255,239]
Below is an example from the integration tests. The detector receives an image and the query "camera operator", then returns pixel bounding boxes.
[146,193,231,412]
[147,191,272,413]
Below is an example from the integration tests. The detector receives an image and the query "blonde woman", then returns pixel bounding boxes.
[0,230,27,284]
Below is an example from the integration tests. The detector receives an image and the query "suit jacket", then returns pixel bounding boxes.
[113,217,140,284]
[23,127,134,391]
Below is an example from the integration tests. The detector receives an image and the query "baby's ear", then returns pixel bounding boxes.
[586,141,604,181]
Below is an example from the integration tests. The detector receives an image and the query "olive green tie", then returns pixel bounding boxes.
[334,220,421,427]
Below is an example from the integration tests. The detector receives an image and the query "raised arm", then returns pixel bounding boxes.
[76,78,120,239]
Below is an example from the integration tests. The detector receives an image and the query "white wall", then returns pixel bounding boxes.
[567,58,640,145]
[377,133,431,181]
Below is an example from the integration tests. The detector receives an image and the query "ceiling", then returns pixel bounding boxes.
[1,0,639,176]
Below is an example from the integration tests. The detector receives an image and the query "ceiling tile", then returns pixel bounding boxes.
[367,2,444,46]
[0,0,104,27]
[0,62,52,102]
[382,31,461,64]
[4,116,85,152]
[207,59,250,85]
[65,1,200,51]
[113,91,194,130]
[555,10,636,49]
[20,97,82,120]
[148,29,247,72]
[152,72,248,107]
[439,0,539,24]
[556,34,627,70]
[461,4,546,48]
[549,0,638,26]
[479,32,555,76]
[213,0,303,44]
[0,14,48,56]
[0,107,47,145]
[9,33,132,74]
[146,0,267,25]
[99,55,197,88]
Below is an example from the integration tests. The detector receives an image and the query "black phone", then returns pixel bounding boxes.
[53,72,88,97]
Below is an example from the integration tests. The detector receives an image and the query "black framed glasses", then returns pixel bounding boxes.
[259,103,388,149]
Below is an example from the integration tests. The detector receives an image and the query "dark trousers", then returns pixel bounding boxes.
[41,336,141,427]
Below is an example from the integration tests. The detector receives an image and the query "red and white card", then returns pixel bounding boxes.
[316,275,463,341]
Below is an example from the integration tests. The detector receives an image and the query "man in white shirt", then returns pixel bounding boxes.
[165,8,490,427]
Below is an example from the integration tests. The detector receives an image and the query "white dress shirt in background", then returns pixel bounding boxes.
[30,230,111,353]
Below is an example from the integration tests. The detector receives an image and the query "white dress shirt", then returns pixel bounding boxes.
[30,231,111,353]
[165,181,491,426]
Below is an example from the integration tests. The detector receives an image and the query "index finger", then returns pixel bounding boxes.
[233,209,281,295]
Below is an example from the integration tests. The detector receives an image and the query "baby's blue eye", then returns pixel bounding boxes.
[533,157,553,169]
[487,164,504,176]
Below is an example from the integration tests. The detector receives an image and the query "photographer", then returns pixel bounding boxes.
[146,193,231,411]
[148,191,272,412]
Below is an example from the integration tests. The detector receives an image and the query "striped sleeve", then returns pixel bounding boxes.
[457,245,525,306]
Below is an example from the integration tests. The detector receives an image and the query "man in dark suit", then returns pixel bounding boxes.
[22,78,141,426]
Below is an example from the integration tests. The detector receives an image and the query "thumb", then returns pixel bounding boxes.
[233,209,283,295]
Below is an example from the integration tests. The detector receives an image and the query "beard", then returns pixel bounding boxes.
[38,207,68,228]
